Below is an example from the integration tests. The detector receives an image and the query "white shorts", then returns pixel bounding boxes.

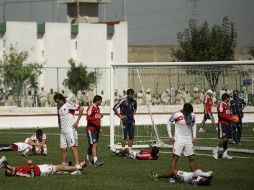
[60,129,78,149]
[13,142,32,152]
[38,164,56,176]
[173,140,194,157]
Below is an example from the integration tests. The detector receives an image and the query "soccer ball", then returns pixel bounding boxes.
[231,115,239,123]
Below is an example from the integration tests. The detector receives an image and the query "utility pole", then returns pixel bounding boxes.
[76,0,80,24]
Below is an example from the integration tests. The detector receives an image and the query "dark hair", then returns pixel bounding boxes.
[93,95,102,103]
[183,103,193,114]
[36,129,43,137]
[53,93,66,101]
[233,90,239,97]
[127,88,134,95]
[151,146,159,157]
[221,93,230,101]
[197,177,211,186]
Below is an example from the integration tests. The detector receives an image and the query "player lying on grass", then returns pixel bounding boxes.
[112,146,159,160]
[149,168,213,186]
[0,129,47,156]
[0,156,86,177]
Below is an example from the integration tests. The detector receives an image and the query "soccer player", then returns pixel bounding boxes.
[167,103,197,172]
[230,90,247,144]
[53,93,84,175]
[0,142,32,156]
[113,88,137,149]
[112,146,159,160]
[86,95,103,166]
[212,93,233,159]
[199,90,217,133]
[150,168,213,186]
[25,129,47,156]
[0,156,86,177]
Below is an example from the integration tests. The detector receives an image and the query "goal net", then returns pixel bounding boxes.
[109,61,254,153]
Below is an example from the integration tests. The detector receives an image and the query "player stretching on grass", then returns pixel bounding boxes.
[113,89,137,150]
[86,95,104,166]
[213,93,234,159]
[54,93,84,175]
[0,156,86,177]
[150,168,213,186]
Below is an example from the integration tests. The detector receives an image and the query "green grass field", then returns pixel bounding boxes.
[0,124,254,190]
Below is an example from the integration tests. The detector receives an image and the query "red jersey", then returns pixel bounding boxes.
[204,95,213,113]
[15,164,41,177]
[136,150,159,160]
[217,102,231,126]
[86,104,101,131]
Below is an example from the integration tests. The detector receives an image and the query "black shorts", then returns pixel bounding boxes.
[121,121,135,140]
[87,130,99,145]
[203,113,214,121]
[218,123,232,139]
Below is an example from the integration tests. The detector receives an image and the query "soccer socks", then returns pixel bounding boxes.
[93,156,98,162]
[43,145,47,155]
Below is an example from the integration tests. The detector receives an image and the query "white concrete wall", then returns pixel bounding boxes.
[0,21,128,97]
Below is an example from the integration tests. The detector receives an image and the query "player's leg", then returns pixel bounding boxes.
[184,143,196,172]
[42,144,47,155]
[121,124,128,149]
[210,114,217,129]
[222,126,232,159]
[149,168,175,181]
[236,119,242,144]
[60,133,68,165]
[127,123,135,149]
[171,141,183,170]
[199,114,206,133]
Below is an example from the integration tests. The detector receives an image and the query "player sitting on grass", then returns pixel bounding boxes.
[149,168,213,186]
[112,146,159,160]
[0,156,86,177]
[0,129,47,156]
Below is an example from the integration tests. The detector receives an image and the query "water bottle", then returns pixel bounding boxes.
[30,168,35,177]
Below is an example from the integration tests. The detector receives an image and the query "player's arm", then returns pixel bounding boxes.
[166,120,174,142]
[113,99,127,120]
[192,117,197,144]
[27,139,41,147]
[73,106,84,128]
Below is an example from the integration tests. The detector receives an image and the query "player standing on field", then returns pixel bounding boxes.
[213,93,233,159]
[154,103,197,180]
[113,89,137,150]
[86,95,103,166]
[53,93,84,175]
[199,90,217,133]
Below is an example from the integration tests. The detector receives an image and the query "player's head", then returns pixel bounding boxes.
[207,89,213,96]
[183,103,193,115]
[221,93,230,103]
[53,93,66,105]
[197,176,211,186]
[36,129,43,140]
[233,90,239,98]
[150,146,159,159]
[93,95,102,106]
[127,88,134,100]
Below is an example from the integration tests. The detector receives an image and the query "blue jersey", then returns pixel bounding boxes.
[230,97,246,118]
[113,97,137,122]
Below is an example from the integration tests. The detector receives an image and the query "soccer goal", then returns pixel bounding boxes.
[109,61,254,153]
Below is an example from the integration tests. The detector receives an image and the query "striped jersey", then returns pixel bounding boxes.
[57,101,80,133]
[113,97,137,121]
[167,110,197,141]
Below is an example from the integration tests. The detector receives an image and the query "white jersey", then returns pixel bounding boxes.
[25,133,47,144]
[167,111,196,142]
[57,101,80,133]
[177,170,194,183]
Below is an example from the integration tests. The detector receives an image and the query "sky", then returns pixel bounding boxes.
[0,0,254,46]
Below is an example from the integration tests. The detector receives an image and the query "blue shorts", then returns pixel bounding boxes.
[203,113,214,121]
[121,121,135,140]
[87,130,99,145]
[218,123,232,139]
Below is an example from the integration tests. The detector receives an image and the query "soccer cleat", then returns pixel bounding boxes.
[168,177,176,183]
[222,153,232,159]
[70,170,82,175]
[94,160,103,166]
[43,153,47,156]
[212,149,218,160]
[0,156,7,168]
[149,170,158,181]
[85,159,93,166]
[199,128,205,133]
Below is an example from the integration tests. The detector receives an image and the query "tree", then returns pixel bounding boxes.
[66,59,96,96]
[174,17,237,91]
[0,46,43,106]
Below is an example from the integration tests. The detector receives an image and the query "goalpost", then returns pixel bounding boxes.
[109,60,254,153]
